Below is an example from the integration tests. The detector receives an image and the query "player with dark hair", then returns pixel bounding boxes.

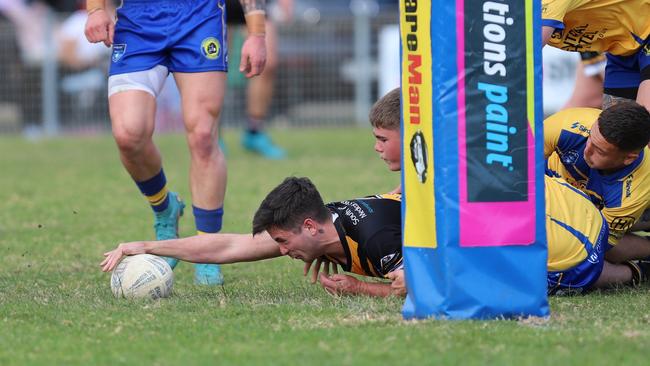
[102,177,406,297]
[100,173,650,296]
[541,0,650,111]
[84,0,267,285]
[545,103,650,261]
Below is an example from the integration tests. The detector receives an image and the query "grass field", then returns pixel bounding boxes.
[2,128,650,365]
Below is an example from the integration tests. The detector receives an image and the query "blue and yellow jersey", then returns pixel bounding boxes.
[542,0,650,56]
[325,194,402,278]
[545,175,606,272]
[544,108,650,245]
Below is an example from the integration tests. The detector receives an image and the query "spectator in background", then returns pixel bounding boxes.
[58,1,113,125]
[59,1,112,71]
[226,0,291,159]
[0,0,48,64]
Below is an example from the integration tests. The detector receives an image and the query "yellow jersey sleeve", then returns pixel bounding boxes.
[545,176,602,271]
[543,108,599,158]
[541,0,585,25]
[601,157,650,245]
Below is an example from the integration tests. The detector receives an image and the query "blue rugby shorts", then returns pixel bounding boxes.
[547,217,609,296]
[109,0,228,76]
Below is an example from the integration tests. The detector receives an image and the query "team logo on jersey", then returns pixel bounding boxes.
[201,37,221,60]
[112,44,126,63]
[409,131,428,183]
[561,150,580,165]
[379,253,401,273]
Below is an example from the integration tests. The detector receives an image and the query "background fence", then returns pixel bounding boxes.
[0,0,401,135]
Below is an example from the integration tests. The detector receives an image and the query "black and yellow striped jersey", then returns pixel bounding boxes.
[325,194,402,278]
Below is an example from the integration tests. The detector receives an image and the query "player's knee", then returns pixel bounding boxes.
[112,127,150,155]
[187,128,219,160]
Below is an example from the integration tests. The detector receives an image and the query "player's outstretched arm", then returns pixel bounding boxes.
[239,0,267,77]
[100,231,282,272]
[84,0,114,47]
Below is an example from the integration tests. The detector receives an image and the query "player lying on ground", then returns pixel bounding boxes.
[544,103,650,262]
[101,174,648,296]
[102,177,407,297]
[367,89,649,294]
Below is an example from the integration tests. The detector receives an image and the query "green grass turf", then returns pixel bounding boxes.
[1,128,650,365]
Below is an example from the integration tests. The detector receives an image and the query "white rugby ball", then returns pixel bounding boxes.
[110,254,173,299]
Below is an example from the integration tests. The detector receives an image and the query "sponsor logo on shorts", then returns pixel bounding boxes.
[112,44,126,63]
[201,37,221,60]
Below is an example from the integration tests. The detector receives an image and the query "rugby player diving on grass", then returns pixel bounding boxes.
[101,89,650,297]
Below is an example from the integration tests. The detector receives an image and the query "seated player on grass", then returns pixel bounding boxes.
[544,103,650,263]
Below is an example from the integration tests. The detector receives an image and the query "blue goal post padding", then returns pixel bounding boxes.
[399,0,549,319]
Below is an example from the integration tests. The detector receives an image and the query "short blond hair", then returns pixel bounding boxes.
[369,88,400,131]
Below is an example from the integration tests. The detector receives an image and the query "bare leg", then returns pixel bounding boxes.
[605,234,650,263]
[636,79,650,113]
[173,71,227,209]
[602,93,635,110]
[109,90,160,181]
[563,62,604,109]
[592,261,633,288]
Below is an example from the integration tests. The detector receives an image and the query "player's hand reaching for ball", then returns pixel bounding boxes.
[84,9,114,47]
[100,242,146,272]
[240,34,267,78]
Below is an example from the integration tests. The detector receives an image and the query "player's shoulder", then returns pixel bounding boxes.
[368,193,402,202]
[628,149,650,184]
[545,107,600,134]
[545,107,601,126]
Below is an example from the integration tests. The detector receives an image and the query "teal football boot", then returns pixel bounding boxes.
[241,131,287,160]
[194,263,224,285]
[154,191,185,269]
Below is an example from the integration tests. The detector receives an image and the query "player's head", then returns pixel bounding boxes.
[252,177,331,261]
[369,88,401,171]
[584,102,650,171]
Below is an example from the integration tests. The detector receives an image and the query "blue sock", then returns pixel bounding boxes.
[193,206,224,234]
[135,169,169,213]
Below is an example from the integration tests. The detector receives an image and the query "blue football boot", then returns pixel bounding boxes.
[241,131,287,160]
[154,191,185,269]
[194,263,224,285]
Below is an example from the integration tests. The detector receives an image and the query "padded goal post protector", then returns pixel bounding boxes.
[400,0,549,319]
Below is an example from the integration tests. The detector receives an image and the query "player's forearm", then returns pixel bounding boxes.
[357,281,394,297]
[240,0,266,35]
[142,232,281,264]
